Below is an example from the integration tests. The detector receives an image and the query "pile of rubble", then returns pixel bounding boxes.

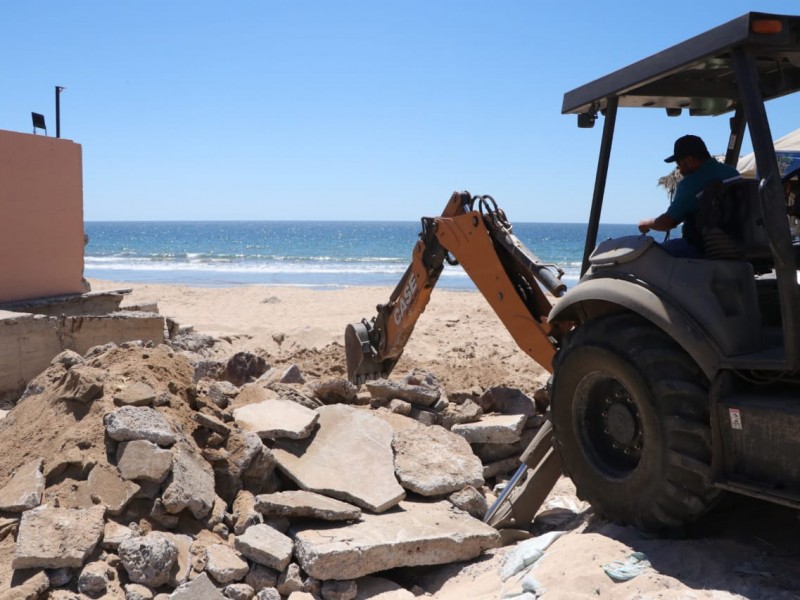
[0,332,547,599]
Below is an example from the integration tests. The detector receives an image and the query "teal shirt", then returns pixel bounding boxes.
[666,159,741,237]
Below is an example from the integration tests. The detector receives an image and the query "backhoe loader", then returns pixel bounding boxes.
[345,12,800,531]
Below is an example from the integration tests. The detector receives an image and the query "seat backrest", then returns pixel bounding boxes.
[694,178,772,268]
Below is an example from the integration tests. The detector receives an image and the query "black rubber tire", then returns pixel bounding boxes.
[551,313,722,531]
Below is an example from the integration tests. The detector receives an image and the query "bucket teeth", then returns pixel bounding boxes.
[345,321,382,384]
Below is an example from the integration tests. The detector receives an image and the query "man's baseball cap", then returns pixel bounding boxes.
[665,135,708,163]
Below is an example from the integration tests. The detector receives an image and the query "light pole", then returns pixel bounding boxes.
[55,86,65,138]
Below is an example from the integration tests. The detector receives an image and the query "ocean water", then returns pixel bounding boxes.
[84,221,637,291]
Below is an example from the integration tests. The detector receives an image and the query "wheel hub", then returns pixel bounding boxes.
[606,403,637,445]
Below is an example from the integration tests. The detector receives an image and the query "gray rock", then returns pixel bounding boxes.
[387,399,412,416]
[78,560,109,596]
[392,425,484,496]
[162,532,193,587]
[276,563,304,596]
[254,491,361,521]
[0,458,44,512]
[447,486,488,519]
[104,406,176,446]
[194,412,232,437]
[479,386,537,416]
[321,579,357,600]
[58,366,106,403]
[12,504,105,569]
[233,399,319,440]
[471,427,537,463]
[292,500,501,580]
[170,572,225,599]
[162,437,216,519]
[206,544,249,585]
[232,490,263,535]
[115,381,157,406]
[254,589,281,600]
[151,498,180,529]
[124,583,154,600]
[483,456,520,479]
[407,406,440,426]
[208,380,240,408]
[245,564,279,592]
[224,583,255,600]
[440,399,483,429]
[308,379,358,404]
[87,463,140,515]
[223,352,268,387]
[365,379,439,407]
[52,349,84,368]
[46,567,74,586]
[279,365,305,384]
[234,524,293,572]
[119,532,177,588]
[117,439,173,482]
[103,521,134,550]
[450,414,527,444]
[273,405,404,513]
[209,495,227,528]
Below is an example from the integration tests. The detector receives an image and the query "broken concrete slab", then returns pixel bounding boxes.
[161,437,216,520]
[102,521,134,550]
[12,504,106,569]
[233,399,319,440]
[0,458,44,512]
[114,381,157,406]
[205,543,249,585]
[292,500,501,580]
[273,405,405,513]
[479,386,537,416]
[254,491,361,522]
[450,414,527,444]
[116,439,173,482]
[170,572,225,600]
[392,425,484,496]
[194,411,232,437]
[87,463,140,515]
[365,379,439,407]
[104,405,176,446]
[234,524,293,572]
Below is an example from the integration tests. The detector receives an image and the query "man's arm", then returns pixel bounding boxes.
[638,213,679,234]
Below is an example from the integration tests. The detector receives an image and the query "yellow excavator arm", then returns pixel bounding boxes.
[344,191,573,529]
[345,191,569,385]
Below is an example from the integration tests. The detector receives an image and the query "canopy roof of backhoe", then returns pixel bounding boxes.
[562,12,800,117]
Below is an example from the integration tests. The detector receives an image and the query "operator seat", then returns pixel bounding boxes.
[694,178,773,273]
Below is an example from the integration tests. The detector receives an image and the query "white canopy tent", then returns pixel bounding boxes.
[737,128,800,180]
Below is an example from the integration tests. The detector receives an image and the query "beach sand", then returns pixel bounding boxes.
[84,278,800,599]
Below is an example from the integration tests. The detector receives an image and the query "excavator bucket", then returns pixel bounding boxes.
[345,321,385,384]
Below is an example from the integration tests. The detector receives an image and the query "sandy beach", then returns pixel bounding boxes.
[79,278,800,600]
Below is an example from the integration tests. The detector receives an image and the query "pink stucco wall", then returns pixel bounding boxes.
[0,129,86,303]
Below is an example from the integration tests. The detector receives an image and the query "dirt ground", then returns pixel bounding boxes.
[5,279,795,599]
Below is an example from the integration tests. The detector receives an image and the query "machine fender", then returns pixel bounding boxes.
[548,277,720,379]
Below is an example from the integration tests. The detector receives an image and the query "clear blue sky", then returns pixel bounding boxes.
[2,1,798,223]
